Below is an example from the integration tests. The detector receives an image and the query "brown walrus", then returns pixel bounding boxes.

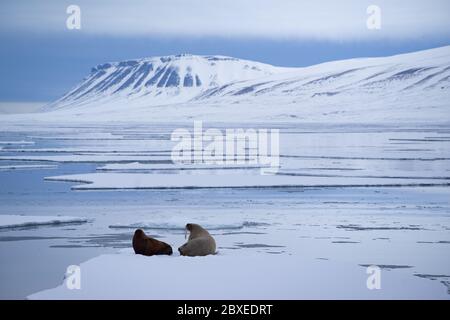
[132,229,173,256]
[178,223,216,256]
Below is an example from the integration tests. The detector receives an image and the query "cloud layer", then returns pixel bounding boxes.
[1,0,450,41]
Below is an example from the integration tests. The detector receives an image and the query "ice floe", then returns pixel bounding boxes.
[0,215,89,229]
[0,140,34,145]
[109,218,266,231]
[28,249,449,299]
[0,164,57,171]
[44,172,450,190]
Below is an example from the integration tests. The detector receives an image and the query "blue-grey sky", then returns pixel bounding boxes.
[1,0,449,102]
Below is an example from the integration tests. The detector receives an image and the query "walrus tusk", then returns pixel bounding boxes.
[185,228,187,239]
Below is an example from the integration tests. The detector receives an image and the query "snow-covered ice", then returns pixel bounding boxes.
[28,250,449,300]
[98,162,266,171]
[0,141,34,145]
[0,215,89,229]
[109,215,266,230]
[0,164,57,171]
[1,46,449,299]
[0,46,449,124]
[44,172,450,190]
[1,123,448,299]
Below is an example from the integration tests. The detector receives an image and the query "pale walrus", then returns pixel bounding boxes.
[132,229,173,256]
[178,223,216,256]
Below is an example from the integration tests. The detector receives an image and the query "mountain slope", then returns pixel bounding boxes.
[196,46,450,102]
[42,46,450,123]
[46,54,293,110]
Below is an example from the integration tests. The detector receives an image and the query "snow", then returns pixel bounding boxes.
[0,46,446,124]
[28,244,449,299]
[1,46,449,299]
[98,162,266,171]
[26,194,450,299]
[0,140,34,145]
[109,216,264,230]
[44,54,293,111]
[0,215,89,229]
[0,164,57,171]
[43,172,449,190]
[0,154,168,163]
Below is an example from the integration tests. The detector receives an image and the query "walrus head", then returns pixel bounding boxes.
[183,223,212,242]
[134,229,145,239]
[185,223,193,239]
[133,229,173,256]
[179,223,216,256]
[185,223,201,239]
[185,223,209,236]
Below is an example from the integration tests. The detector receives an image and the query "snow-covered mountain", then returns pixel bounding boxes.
[46,54,293,110]
[42,46,450,123]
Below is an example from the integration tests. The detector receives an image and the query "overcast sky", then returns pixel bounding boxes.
[1,0,449,102]
[2,0,450,39]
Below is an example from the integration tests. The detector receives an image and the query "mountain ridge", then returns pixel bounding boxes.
[46,54,294,110]
[39,46,450,124]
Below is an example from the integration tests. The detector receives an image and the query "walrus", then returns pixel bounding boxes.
[178,223,216,256]
[132,229,173,256]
